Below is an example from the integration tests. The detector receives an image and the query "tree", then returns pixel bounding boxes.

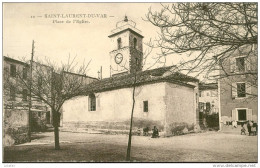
[126,58,138,161]
[146,3,257,91]
[5,56,91,150]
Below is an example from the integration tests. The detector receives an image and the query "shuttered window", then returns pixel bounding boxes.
[237,83,246,97]
[232,82,251,98]
[236,57,245,72]
[232,109,253,121]
[238,109,246,120]
[230,56,255,73]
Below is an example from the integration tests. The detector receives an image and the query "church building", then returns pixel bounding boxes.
[62,17,200,136]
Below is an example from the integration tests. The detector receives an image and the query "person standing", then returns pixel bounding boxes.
[247,121,251,136]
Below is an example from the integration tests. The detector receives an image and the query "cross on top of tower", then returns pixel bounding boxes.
[109,15,143,38]
[116,16,136,29]
[124,15,128,22]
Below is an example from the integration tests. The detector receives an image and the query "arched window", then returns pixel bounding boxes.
[89,93,96,111]
[134,38,137,49]
[117,38,122,49]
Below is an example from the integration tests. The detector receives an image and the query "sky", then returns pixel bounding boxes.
[3,3,178,78]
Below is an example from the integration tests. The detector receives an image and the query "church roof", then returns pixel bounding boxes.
[85,66,199,94]
[199,83,218,90]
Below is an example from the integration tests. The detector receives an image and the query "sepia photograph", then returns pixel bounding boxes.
[2,1,258,165]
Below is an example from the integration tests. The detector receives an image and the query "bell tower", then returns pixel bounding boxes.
[108,16,144,76]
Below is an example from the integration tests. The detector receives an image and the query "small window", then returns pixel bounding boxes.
[22,89,28,101]
[134,38,137,49]
[23,67,27,79]
[89,93,96,111]
[10,86,16,100]
[10,64,16,77]
[236,57,245,72]
[238,109,246,121]
[143,101,148,112]
[206,92,210,96]
[117,38,122,49]
[237,83,246,97]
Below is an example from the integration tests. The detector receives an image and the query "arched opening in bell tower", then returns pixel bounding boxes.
[117,38,122,49]
[134,37,137,49]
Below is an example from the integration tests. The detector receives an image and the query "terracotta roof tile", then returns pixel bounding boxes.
[86,66,198,93]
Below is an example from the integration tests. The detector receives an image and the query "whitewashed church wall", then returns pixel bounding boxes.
[62,82,167,123]
[165,83,195,128]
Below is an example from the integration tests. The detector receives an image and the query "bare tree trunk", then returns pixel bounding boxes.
[126,71,137,161]
[54,125,60,150]
[52,109,60,150]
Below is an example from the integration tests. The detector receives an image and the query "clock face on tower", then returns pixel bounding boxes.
[115,53,123,64]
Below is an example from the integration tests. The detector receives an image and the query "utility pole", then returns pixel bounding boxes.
[97,71,100,79]
[110,65,112,77]
[100,66,102,80]
[28,40,34,141]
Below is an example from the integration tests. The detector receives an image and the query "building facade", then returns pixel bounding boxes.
[218,46,257,130]
[3,56,97,145]
[3,57,30,146]
[198,83,219,129]
[199,83,219,114]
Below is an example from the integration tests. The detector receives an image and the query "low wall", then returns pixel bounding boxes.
[62,119,201,137]
[61,118,165,135]
[4,109,30,146]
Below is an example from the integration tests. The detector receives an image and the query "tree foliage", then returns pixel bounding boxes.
[146,3,257,81]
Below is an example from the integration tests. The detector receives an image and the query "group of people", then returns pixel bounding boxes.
[138,126,159,138]
[241,120,258,136]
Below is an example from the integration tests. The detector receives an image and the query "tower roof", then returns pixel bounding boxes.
[108,16,143,38]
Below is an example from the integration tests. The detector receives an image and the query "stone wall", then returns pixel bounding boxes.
[4,109,29,146]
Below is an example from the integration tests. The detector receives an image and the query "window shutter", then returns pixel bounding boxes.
[230,57,236,73]
[231,83,237,98]
[245,57,251,71]
[246,82,252,97]
[232,109,236,121]
[247,109,252,121]
[250,55,257,72]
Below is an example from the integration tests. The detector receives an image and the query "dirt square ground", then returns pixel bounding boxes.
[3,131,258,162]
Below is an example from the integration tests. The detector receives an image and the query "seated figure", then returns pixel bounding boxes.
[152,126,159,138]
[143,127,149,136]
